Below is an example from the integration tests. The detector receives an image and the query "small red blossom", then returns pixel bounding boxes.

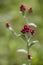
[6,22,10,28]
[21,28,25,34]
[24,24,30,32]
[21,24,30,34]
[28,7,32,13]
[30,29,35,35]
[20,4,26,12]
[27,54,31,59]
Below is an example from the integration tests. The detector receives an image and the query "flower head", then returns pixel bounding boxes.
[27,54,31,59]
[6,22,10,28]
[28,7,32,13]
[21,28,25,34]
[21,24,30,34]
[20,4,26,12]
[24,24,30,32]
[21,24,35,36]
[30,29,35,35]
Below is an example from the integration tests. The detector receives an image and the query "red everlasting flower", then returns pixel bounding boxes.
[6,22,10,28]
[21,28,25,34]
[20,4,26,12]
[30,29,35,35]
[21,24,30,34]
[24,24,30,32]
[28,7,32,13]
[27,54,31,59]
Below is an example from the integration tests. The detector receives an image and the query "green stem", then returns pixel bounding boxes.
[27,36,32,65]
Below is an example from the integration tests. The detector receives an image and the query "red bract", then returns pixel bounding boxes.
[6,22,10,28]
[21,28,25,34]
[24,24,30,32]
[30,29,35,35]
[20,4,26,12]
[28,7,32,13]
[27,54,31,59]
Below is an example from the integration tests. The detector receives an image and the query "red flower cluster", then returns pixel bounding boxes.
[27,54,31,59]
[6,22,10,28]
[21,24,30,33]
[21,24,35,35]
[28,7,32,13]
[20,4,26,12]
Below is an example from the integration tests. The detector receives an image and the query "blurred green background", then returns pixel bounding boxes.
[0,0,43,65]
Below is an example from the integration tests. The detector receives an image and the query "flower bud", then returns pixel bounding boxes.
[30,29,35,35]
[27,54,31,59]
[6,22,10,28]
[20,4,26,12]
[28,7,32,13]
[21,28,25,34]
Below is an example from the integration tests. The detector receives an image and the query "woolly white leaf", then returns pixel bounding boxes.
[17,49,27,54]
[17,34,21,37]
[28,23,37,28]
[28,40,39,47]
[8,27,20,37]
[32,40,39,43]
[14,32,21,37]
[22,63,26,65]
[9,27,13,31]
